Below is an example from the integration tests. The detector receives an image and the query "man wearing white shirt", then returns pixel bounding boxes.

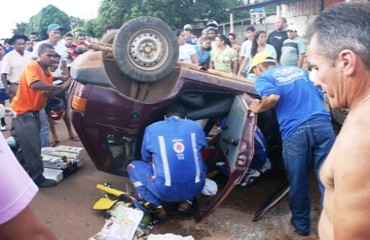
[238,26,256,77]
[32,24,68,77]
[1,35,32,101]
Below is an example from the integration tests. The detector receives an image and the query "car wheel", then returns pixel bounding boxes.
[113,16,179,83]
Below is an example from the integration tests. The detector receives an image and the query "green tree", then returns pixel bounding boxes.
[69,16,86,33]
[12,22,28,35]
[26,5,71,39]
[97,0,244,32]
[80,19,102,38]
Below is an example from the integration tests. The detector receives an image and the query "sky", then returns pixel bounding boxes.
[0,0,102,38]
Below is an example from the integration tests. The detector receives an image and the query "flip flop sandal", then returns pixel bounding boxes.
[70,136,80,141]
[50,140,59,147]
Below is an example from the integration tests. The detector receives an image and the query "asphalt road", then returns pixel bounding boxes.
[1,116,320,240]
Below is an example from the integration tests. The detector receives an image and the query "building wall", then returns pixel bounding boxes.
[279,0,322,36]
[326,0,344,8]
[220,0,347,44]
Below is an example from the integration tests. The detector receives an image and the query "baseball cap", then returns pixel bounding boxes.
[206,20,218,28]
[183,24,192,30]
[47,23,63,32]
[287,25,298,32]
[249,52,276,73]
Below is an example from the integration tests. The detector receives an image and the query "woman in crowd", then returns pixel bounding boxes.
[210,34,238,74]
[239,30,276,79]
[194,36,212,69]
[250,30,276,60]
[175,29,199,65]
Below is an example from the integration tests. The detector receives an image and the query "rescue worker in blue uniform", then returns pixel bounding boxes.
[128,103,207,219]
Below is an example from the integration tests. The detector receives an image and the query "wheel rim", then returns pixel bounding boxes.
[127,29,169,71]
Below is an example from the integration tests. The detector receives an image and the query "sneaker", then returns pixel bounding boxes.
[37,179,57,188]
[0,124,7,131]
[239,169,261,187]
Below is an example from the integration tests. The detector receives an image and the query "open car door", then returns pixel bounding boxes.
[194,94,257,222]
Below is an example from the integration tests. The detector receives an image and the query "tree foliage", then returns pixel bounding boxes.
[97,0,245,32]
[12,0,248,39]
[13,22,28,35]
[25,5,71,39]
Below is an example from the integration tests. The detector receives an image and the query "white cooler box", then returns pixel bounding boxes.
[41,145,86,182]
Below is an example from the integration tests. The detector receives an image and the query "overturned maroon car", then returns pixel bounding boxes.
[69,16,287,222]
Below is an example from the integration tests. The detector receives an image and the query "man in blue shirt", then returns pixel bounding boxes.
[248,52,335,236]
[128,103,207,220]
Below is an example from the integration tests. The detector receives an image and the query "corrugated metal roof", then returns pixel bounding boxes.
[228,0,305,13]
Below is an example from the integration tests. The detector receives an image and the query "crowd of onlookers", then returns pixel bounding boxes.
[0,23,117,187]
[176,17,306,79]
[0,24,116,133]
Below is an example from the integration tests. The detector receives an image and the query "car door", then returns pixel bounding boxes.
[194,94,257,222]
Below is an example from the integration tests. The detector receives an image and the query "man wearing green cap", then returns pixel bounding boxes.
[248,52,335,236]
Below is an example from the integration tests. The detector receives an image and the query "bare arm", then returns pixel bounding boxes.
[232,59,238,75]
[298,53,305,68]
[30,79,72,98]
[53,75,70,82]
[1,73,10,97]
[237,57,249,76]
[333,117,370,239]
[61,62,68,76]
[248,94,280,113]
[191,53,199,66]
[210,60,214,70]
[0,207,56,240]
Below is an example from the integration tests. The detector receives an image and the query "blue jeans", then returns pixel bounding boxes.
[127,160,205,207]
[39,109,50,148]
[283,116,335,235]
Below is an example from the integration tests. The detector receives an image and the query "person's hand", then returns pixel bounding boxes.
[249,99,261,113]
[5,88,11,98]
[58,75,70,82]
[61,78,73,90]
[6,90,15,99]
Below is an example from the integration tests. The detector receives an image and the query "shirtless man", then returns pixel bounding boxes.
[306,2,370,239]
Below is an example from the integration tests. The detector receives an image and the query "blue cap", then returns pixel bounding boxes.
[47,23,62,32]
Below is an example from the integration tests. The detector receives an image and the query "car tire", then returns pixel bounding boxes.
[113,16,179,83]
